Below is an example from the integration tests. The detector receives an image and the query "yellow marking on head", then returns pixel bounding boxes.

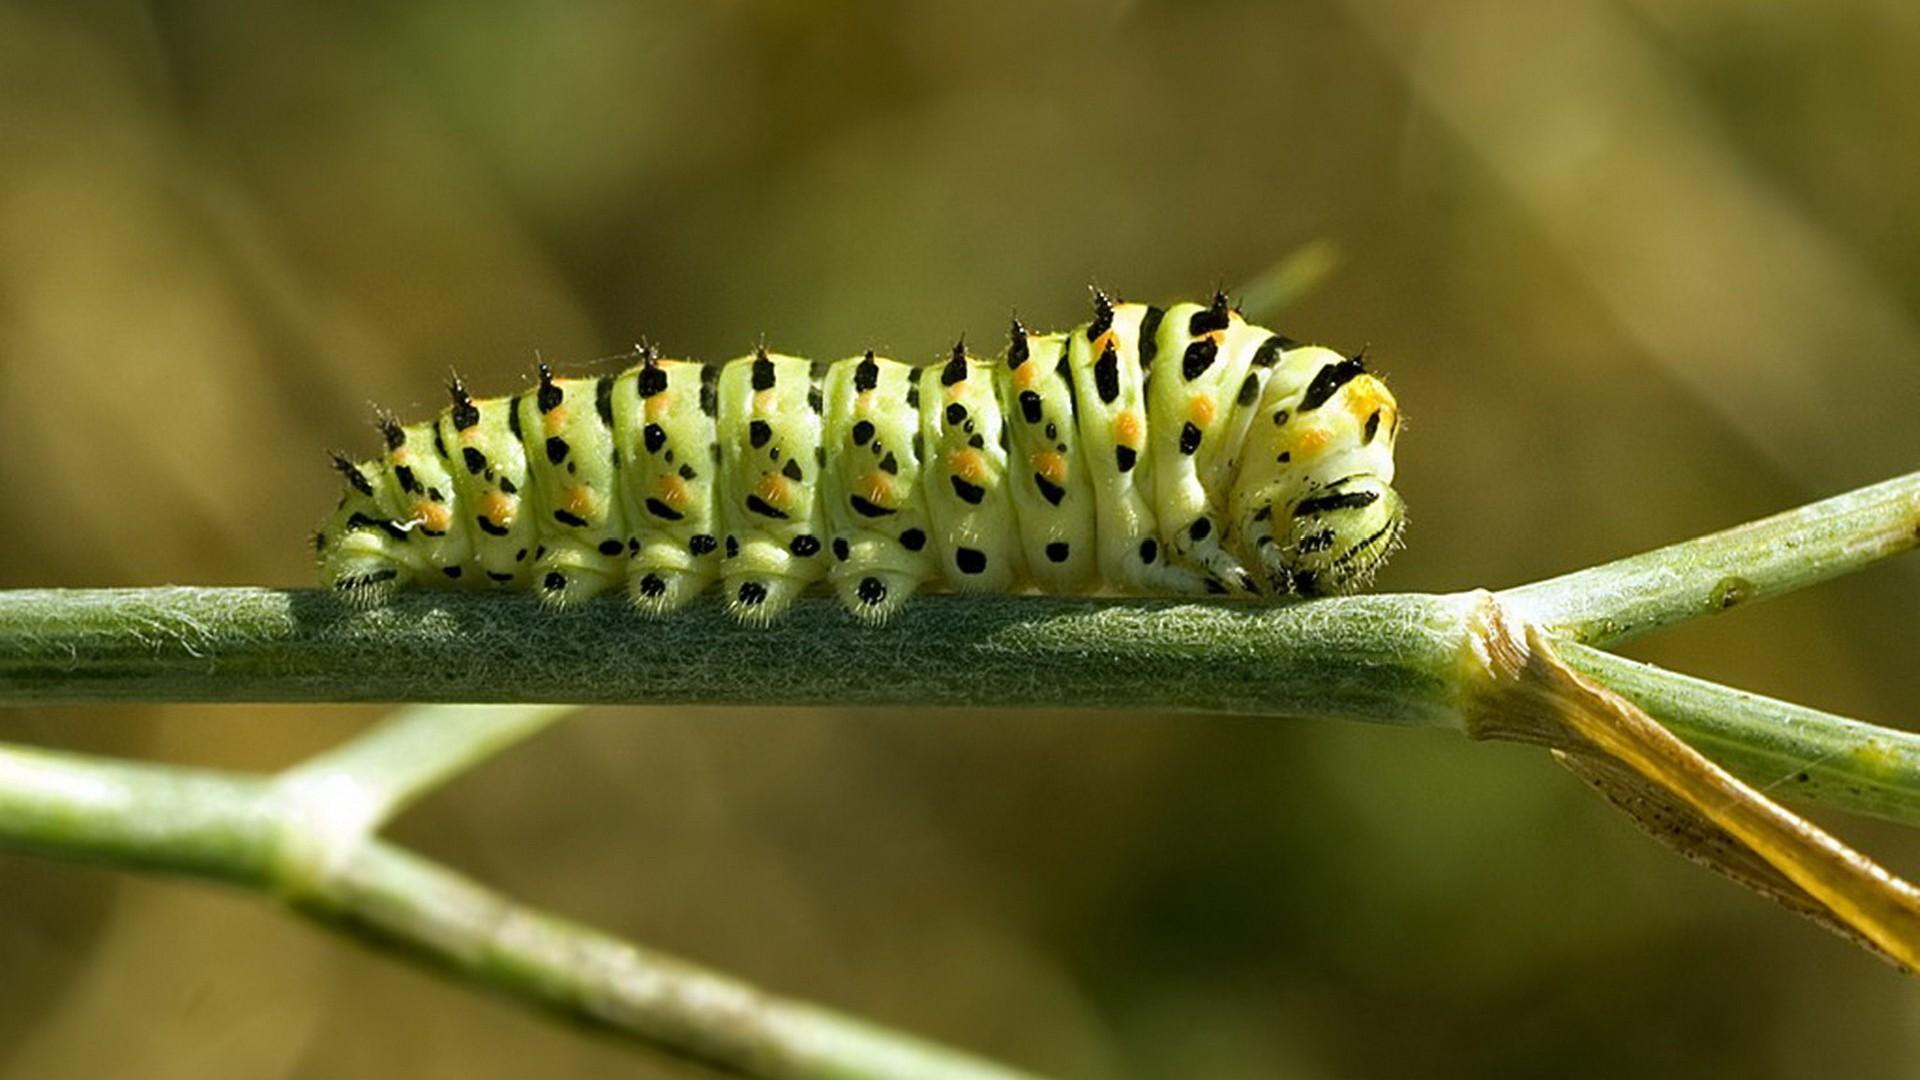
[646,391,673,421]
[481,490,516,527]
[756,472,792,508]
[1031,450,1067,486]
[1013,361,1039,390]
[563,484,597,519]
[754,389,777,413]
[1092,330,1118,355]
[543,406,570,436]
[1187,393,1216,429]
[948,449,987,484]
[1343,376,1392,423]
[413,501,451,533]
[654,474,689,507]
[391,447,413,466]
[858,470,893,507]
[1112,411,1142,447]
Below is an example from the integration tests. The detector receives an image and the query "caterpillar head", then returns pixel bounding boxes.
[1229,348,1406,596]
[1252,476,1406,596]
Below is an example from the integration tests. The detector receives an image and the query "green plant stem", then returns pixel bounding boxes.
[3,470,1919,1069]
[1559,643,1920,826]
[1500,470,1920,647]
[277,703,578,833]
[0,741,1042,1080]
[0,587,1479,725]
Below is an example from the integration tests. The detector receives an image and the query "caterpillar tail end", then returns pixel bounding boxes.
[324,563,408,608]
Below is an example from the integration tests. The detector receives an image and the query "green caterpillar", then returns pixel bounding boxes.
[316,291,1405,622]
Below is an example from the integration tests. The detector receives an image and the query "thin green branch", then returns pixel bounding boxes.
[0,745,274,883]
[1500,470,1920,646]
[277,703,578,835]
[1558,643,1920,827]
[0,742,1042,1080]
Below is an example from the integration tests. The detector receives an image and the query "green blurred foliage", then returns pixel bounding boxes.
[2,1,1918,1076]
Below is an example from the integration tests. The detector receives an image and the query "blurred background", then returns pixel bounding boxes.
[3,1,1919,1076]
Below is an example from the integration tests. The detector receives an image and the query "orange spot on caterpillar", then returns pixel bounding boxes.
[855,390,876,412]
[481,490,515,527]
[646,391,673,421]
[1291,427,1331,457]
[543,406,570,436]
[413,501,450,533]
[1092,330,1118,355]
[562,484,597,520]
[858,470,893,506]
[1112,411,1142,447]
[654,474,689,506]
[1013,361,1040,390]
[948,449,987,484]
[1031,450,1067,486]
[754,389,778,413]
[756,472,791,508]
[1187,393,1216,429]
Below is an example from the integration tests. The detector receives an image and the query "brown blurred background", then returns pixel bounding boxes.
[3,1,1919,1076]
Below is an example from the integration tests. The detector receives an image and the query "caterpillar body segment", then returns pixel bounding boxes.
[439,384,535,590]
[714,350,829,623]
[316,291,1405,622]
[610,353,722,615]
[994,326,1100,595]
[821,352,939,622]
[922,342,1027,596]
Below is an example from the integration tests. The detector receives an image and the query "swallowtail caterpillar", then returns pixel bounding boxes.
[316,291,1406,623]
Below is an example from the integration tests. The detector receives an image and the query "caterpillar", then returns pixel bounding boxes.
[315,291,1405,623]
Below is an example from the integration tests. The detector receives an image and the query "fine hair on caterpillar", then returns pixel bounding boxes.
[315,290,1406,623]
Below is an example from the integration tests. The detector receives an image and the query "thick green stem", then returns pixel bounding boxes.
[0,587,1478,727]
[1500,470,1920,646]
[3,472,1919,1071]
[0,742,1041,1080]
